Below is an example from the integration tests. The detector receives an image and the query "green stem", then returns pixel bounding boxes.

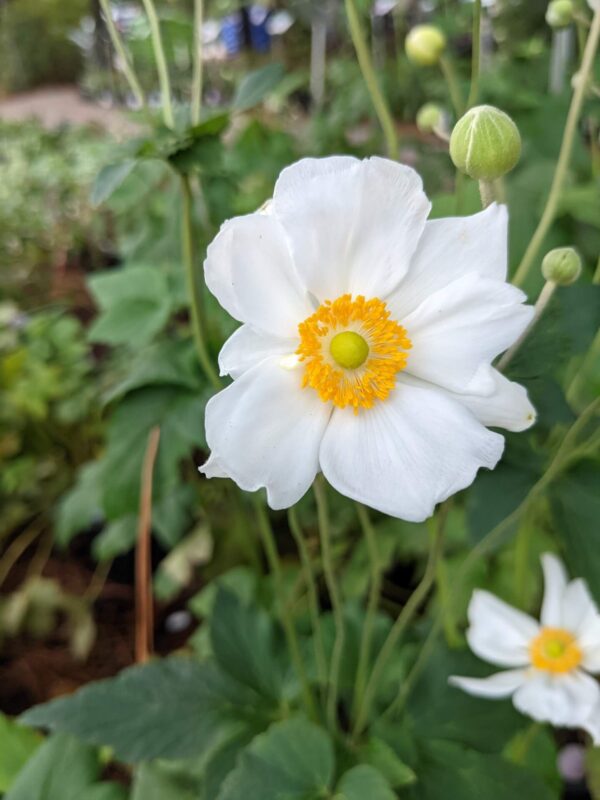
[390,398,600,716]
[99,0,146,109]
[496,280,557,372]
[254,499,318,721]
[191,0,204,125]
[513,9,600,287]
[180,175,221,389]
[466,0,482,109]
[352,503,383,721]
[440,55,464,117]
[478,179,496,208]
[345,0,399,158]
[314,478,345,731]
[353,504,448,737]
[288,507,328,685]
[141,0,175,128]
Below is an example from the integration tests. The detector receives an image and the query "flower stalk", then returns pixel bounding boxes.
[99,0,146,109]
[467,0,482,109]
[191,0,204,125]
[496,279,557,372]
[141,0,175,128]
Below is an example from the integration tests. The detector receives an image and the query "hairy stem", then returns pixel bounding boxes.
[345,0,399,158]
[497,280,557,371]
[513,9,600,286]
[99,0,146,109]
[467,0,482,109]
[141,0,175,128]
[440,55,464,117]
[191,0,204,124]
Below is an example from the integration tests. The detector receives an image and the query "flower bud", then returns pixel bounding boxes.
[405,25,446,67]
[449,105,521,181]
[541,247,582,285]
[546,0,574,28]
[416,102,445,134]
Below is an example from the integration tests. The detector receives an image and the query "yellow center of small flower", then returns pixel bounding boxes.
[529,627,582,674]
[297,294,412,411]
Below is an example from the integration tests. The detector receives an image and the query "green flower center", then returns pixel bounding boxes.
[329,331,369,370]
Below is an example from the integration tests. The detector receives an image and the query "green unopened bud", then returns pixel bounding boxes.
[449,105,521,181]
[405,25,446,67]
[416,102,445,134]
[546,0,574,28]
[541,247,582,285]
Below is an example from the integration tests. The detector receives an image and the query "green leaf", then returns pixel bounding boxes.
[552,460,600,605]
[5,733,100,800]
[406,741,556,800]
[154,522,213,601]
[92,514,138,561]
[358,737,416,788]
[88,265,168,311]
[91,159,137,206]
[88,297,171,349]
[131,763,201,800]
[80,785,128,800]
[586,746,600,799]
[217,717,334,800]
[100,386,207,519]
[21,658,258,764]
[55,462,103,548]
[334,765,396,800]
[0,714,41,792]
[232,64,285,112]
[210,588,285,702]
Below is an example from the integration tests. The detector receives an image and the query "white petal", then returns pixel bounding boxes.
[513,670,600,728]
[563,578,600,636]
[271,156,431,301]
[389,203,508,319]
[201,357,331,509]
[582,705,600,745]
[218,325,298,379]
[441,367,536,432]
[466,590,539,668]
[204,212,312,336]
[318,379,503,521]
[449,669,527,699]
[540,552,569,628]
[401,273,534,395]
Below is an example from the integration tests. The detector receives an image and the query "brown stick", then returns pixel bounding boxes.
[135,426,160,664]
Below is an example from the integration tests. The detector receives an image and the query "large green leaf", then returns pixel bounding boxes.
[131,762,201,800]
[0,714,41,792]
[334,765,396,800]
[358,737,416,788]
[6,734,100,800]
[91,159,138,206]
[21,658,258,764]
[406,741,556,800]
[217,717,334,800]
[552,460,600,605]
[210,588,285,702]
[54,462,103,548]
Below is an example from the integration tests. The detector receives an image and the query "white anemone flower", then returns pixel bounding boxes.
[201,156,535,520]
[450,553,600,743]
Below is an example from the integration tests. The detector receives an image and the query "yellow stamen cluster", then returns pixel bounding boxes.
[296,294,412,411]
[529,627,582,674]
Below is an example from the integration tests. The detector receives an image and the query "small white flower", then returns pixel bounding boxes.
[450,553,600,743]
[201,157,535,520]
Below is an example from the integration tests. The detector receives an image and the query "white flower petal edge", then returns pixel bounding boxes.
[540,552,569,627]
[218,324,298,379]
[513,670,600,728]
[271,156,431,301]
[204,212,312,337]
[201,357,331,509]
[318,379,504,522]
[583,705,600,746]
[398,273,534,395]
[388,203,508,319]
[466,590,539,667]
[449,670,527,698]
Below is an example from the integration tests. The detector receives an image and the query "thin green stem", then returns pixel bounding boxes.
[345,0,399,158]
[513,9,600,286]
[467,0,482,109]
[191,0,204,125]
[254,499,318,721]
[353,503,448,737]
[391,398,600,716]
[288,507,327,685]
[314,478,344,731]
[497,280,557,372]
[440,55,464,117]
[99,0,146,109]
[141,0,175,128]
[478,179,496,208]
[352,503,383,720]
[180,175,221,389]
